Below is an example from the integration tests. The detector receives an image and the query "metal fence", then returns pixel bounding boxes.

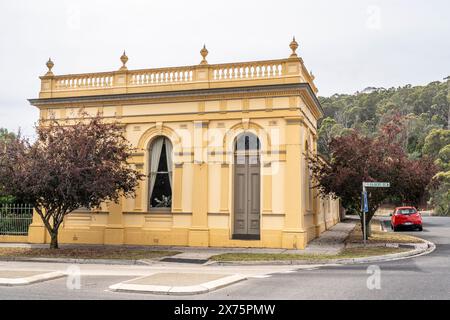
[0,204,33,236]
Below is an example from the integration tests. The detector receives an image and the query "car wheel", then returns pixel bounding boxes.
[393,226,397,232]
[418,225,423,231]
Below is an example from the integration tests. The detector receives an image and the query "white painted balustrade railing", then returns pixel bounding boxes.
[38,39,319,98]
[50,60,288,92]
[211,62,283,81]
[129,66,195,85]
[55,73,114,89]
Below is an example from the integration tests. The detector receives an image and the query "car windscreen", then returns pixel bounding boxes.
[397,208,417,215]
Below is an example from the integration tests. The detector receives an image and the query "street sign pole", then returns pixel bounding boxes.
[362,186,367,246]
[361,182,390,246]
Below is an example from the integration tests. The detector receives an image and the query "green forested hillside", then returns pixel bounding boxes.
[318,78,449,214]
[318,78,449,158]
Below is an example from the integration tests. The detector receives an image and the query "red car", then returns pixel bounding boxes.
[391,206,423,231]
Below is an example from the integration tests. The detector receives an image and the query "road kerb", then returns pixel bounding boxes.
[109,274,246,295]
[0,256,151,266]
[0,271,65,286]
[211,240,436,266]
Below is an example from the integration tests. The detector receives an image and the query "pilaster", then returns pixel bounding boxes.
[262,162,273,213]
[282,116,307,249]
[104,199,125,245]
[172,163,184,212]
[134,164,144,211]
[220,163,230,213]
[27,209,48,244]
[189,120,210,246]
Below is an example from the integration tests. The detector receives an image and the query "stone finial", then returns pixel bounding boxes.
[45,58,54,76]
[120,51,128,70]
[289,36,299,58]
[200,44,208,65]
[310,70,315,80]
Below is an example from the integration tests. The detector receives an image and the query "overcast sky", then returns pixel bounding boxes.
[0,0,449,137]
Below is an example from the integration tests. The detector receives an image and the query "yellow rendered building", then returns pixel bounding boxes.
[27,39,341,249]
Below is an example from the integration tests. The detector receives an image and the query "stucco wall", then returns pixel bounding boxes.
[27,89,340,249]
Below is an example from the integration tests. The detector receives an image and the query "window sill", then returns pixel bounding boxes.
[148,208,172,214]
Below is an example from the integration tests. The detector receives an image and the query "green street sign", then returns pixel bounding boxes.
[363,182,390,188]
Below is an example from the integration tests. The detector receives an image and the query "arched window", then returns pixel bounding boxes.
[235,132,260,165]
[148,136,173,209]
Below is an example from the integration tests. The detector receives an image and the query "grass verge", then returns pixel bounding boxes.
[0,248,179,260]
[346,220,424,244]
[210,246,408,262]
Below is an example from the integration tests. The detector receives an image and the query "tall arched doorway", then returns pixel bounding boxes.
[233,133,261,239]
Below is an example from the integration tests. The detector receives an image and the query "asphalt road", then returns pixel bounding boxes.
[0,216,449,300]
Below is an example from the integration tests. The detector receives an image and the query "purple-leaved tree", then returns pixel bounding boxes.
[0,114,144,248]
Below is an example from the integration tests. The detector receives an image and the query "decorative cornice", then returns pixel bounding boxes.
[285,116,305,125]
[29,83,323,116]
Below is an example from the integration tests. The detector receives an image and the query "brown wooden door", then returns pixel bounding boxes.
[233,134,260,239]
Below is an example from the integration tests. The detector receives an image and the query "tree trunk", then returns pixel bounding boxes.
[360,215,372,240]
[50,231,59,249]
[365,219,372,238]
